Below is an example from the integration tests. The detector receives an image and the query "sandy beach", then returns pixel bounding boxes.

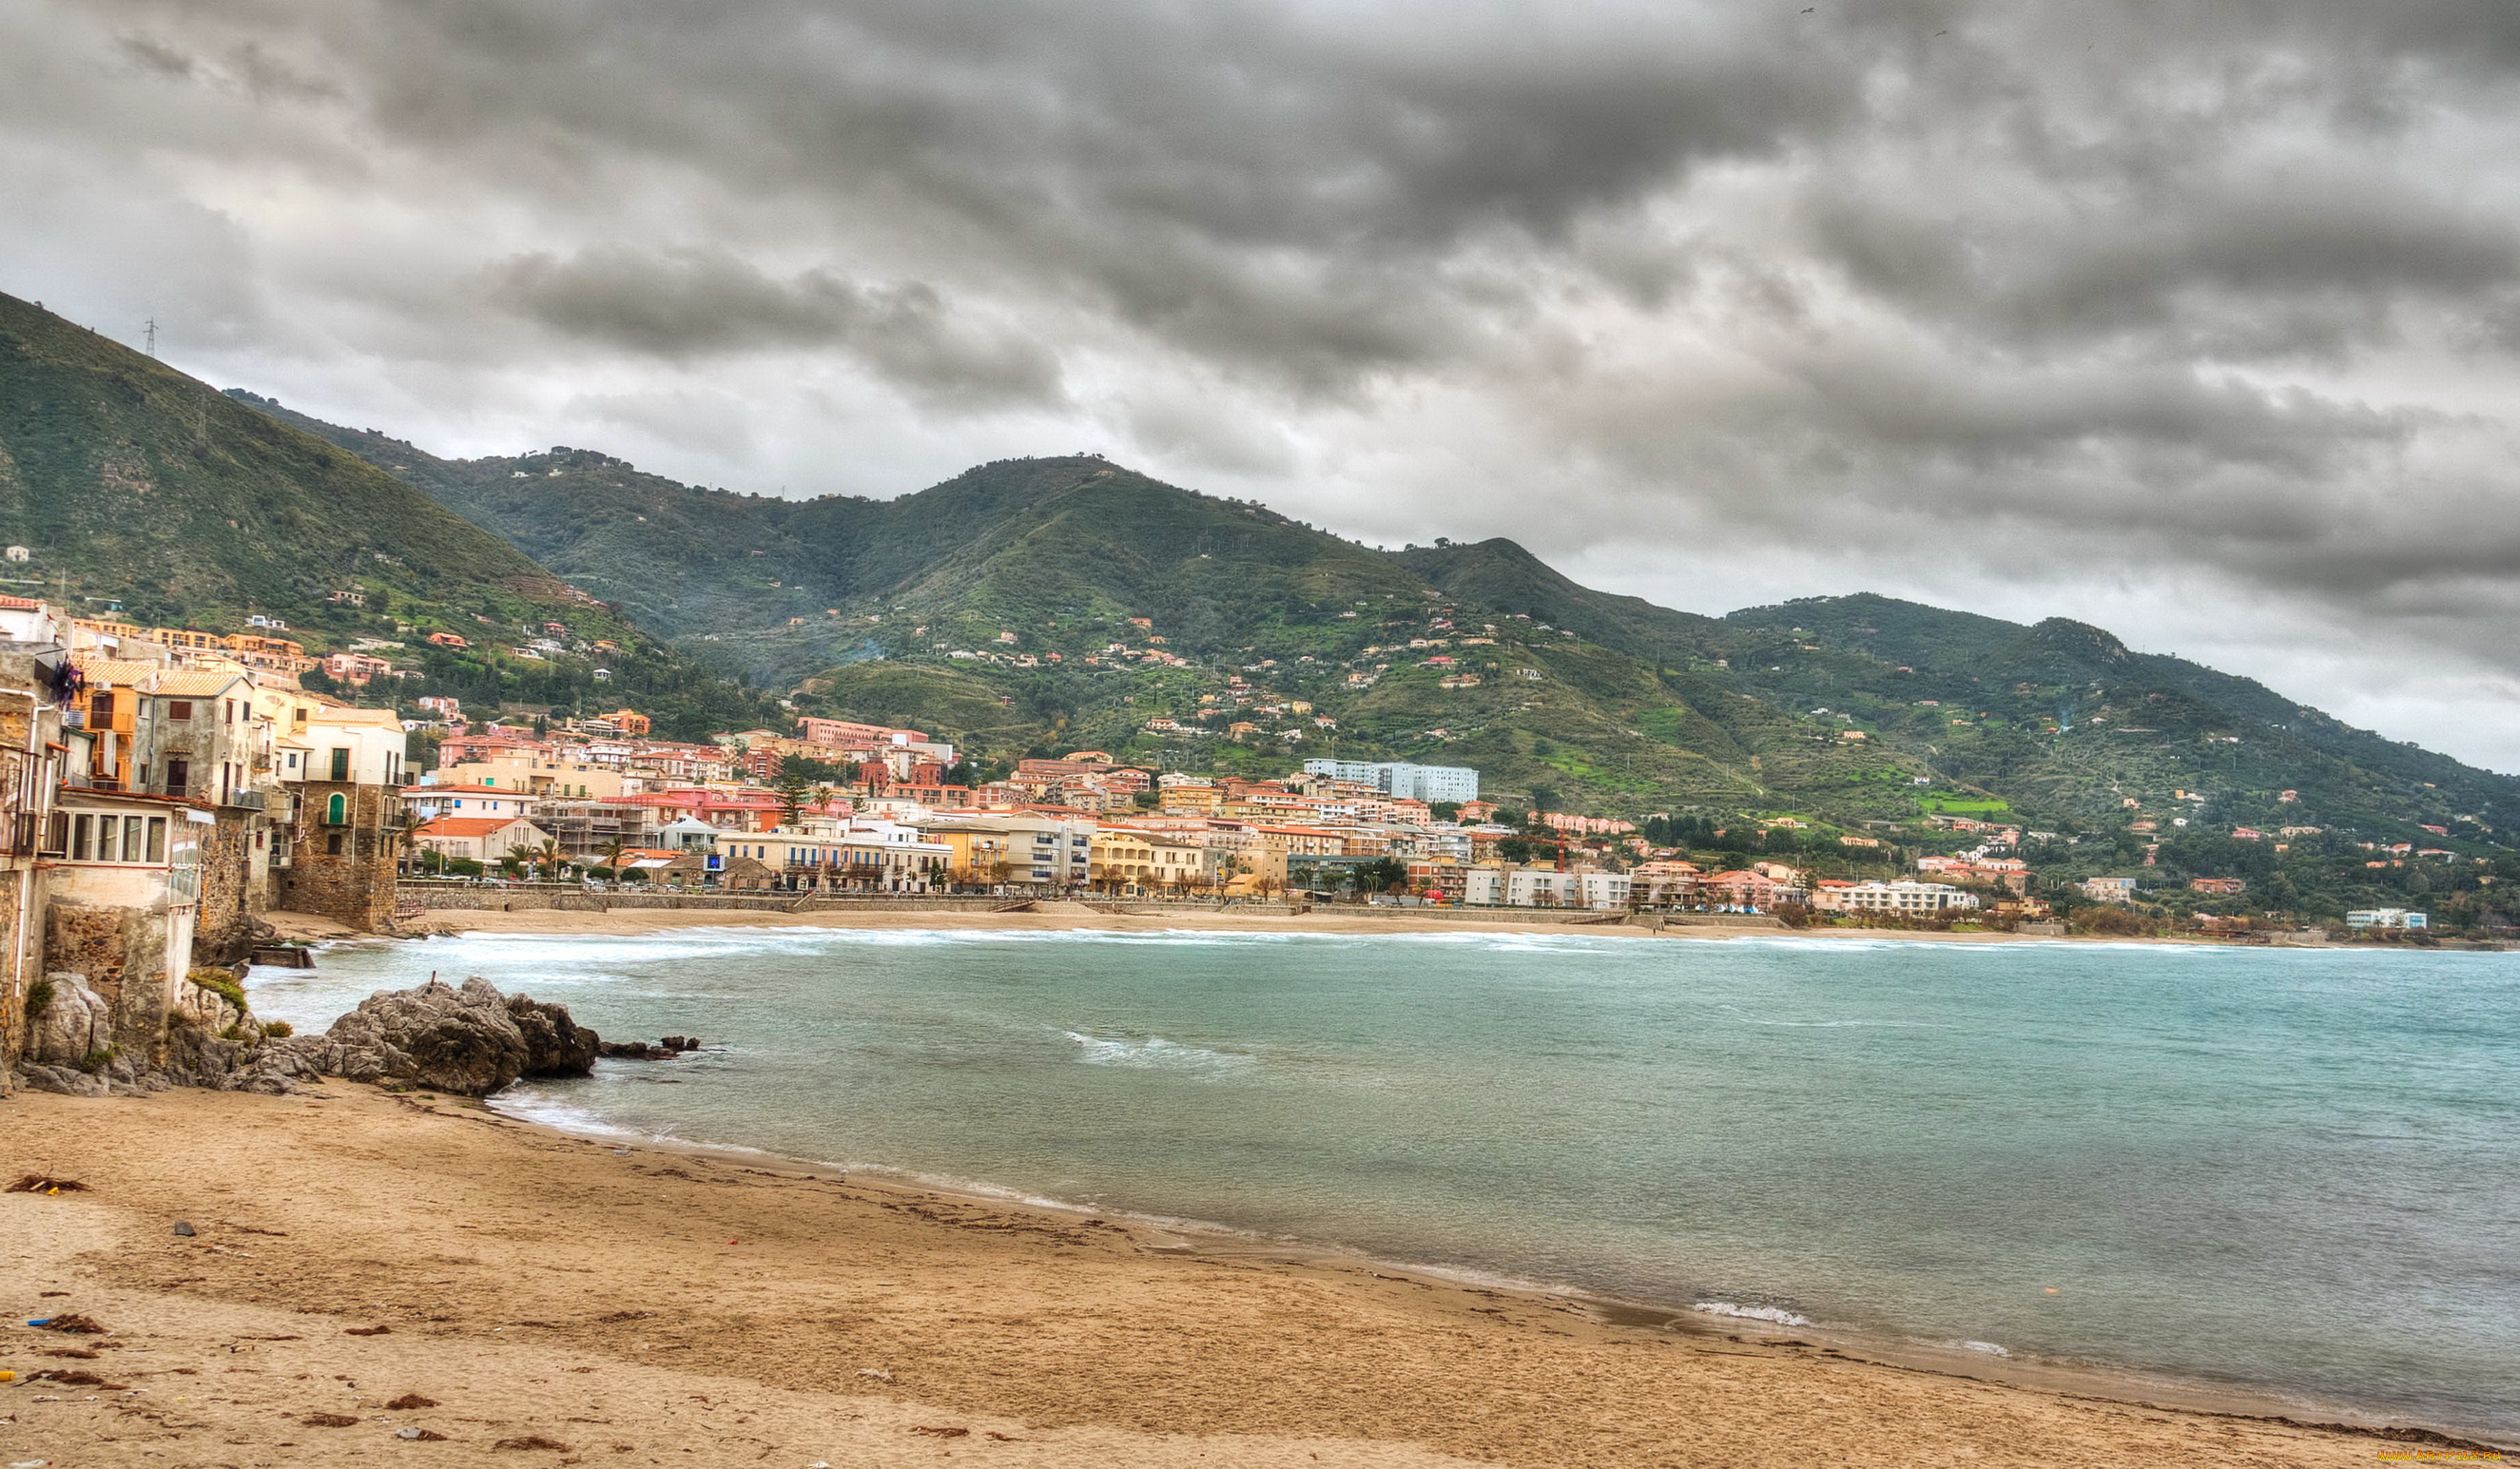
[2,1084,2470,1468]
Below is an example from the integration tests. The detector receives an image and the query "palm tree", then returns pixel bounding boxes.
[598,834,631,877]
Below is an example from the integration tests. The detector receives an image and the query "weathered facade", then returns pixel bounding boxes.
[1,597,409,1094]
[275,779,399,931]
[38,795,204,1070]
[191,808,264,966]
[0,607,70,1085]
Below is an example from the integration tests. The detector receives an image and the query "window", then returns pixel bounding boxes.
[165,758,190,799]
[326,793,347,825]
[122,818,144,862]
[145,817,166,863]
[330,747,351,782]
[168,700,193,721]
[326,832,344,856]
[71,813,93,860]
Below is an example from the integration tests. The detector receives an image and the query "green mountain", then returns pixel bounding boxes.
[230,386,2520,923]
[1712,593,2517,836]
[0,292,773,739]
[1397,537,1723,666]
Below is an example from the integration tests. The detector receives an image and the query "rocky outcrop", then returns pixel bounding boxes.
[504,994,600,1079]
[13,974,600,1099]
[599,1035,703,1060]
[15,968,318,1097]
[24,973,113,1069]
[308,976,597,1095]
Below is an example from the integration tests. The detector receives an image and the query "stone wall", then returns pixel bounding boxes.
[42,896,179,1066]
[0,867,27,1078]
[192,808,262,965]
[277,782,397,931]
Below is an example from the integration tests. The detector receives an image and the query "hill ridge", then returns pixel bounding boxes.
[223,390,2520,875]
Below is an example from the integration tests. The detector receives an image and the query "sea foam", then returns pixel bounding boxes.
[1061,1031,1256,1075]
[1693,1301,1812,1326]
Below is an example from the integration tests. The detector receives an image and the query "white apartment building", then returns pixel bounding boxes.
[721,818,954,892]
[1464,864,1630,910]
[2346,908,2429,930]
[1811,880,1980,915]
[1299,759,1479,803]
[398,783,545,823]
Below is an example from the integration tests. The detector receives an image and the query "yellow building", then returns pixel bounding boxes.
[1090,827,1216,895]
[921,821,1028,885]
[1157,783,1221,815]
[1089,827,1154,893]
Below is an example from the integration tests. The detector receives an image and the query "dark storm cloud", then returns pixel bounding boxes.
[484,246,1062,409]
[13,0,2520,756]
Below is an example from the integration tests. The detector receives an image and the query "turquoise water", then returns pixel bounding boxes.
[247,927,2520,1440]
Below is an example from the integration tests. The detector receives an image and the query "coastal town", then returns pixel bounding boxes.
[9,589,2491,1093]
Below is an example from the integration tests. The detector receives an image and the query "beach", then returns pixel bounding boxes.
[0,1084,2438,1468]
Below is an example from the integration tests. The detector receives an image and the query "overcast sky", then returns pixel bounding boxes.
[9,0,2520,768]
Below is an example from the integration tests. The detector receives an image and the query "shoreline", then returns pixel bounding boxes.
[208,914,2515,1460]
[5,1085,2496,1467]
[352,901,2249,945]
[486,1082,2497,1450]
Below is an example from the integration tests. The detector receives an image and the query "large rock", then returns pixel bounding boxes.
[320,976,599,1095]
[25,973,112,1068]
[505,994,599,1079]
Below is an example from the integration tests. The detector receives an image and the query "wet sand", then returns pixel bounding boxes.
[0,1085,2452,1467]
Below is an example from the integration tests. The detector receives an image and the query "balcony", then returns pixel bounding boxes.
[224,789,267,812]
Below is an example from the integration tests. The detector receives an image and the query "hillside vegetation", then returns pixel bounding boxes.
[0,293,773,738]
[244,392,2520,888]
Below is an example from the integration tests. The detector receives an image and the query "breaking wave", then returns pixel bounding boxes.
[1061,1031,1257,1075]
[1693,1301,1812,1326]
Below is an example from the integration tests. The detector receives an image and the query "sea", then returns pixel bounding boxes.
[244,925,2520,1441]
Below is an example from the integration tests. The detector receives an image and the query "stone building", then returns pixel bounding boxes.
[270,705,407,933]
[39,790,207,1072]
[276,779,399,932]
[0,610,70,1082]
[1,599,412,1092]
